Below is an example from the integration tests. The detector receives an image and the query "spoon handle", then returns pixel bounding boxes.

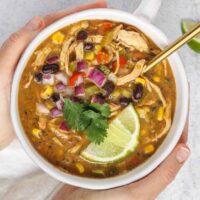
[144,23,200,73]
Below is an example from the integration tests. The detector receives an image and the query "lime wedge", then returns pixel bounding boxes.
[81,104,140,163]
[181,19,200,53]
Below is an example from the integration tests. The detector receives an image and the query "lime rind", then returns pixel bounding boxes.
[181,19,200,53]
[81,104,140,163]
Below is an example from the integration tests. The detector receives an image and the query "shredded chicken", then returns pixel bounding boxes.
[60,37,74,75]
[68,20,89,35]
[116,30,149,52]
[68,143,82,154]
[24,74,33,89]
[38,116,47,130]
[52,137,64,147]
[114,50,120,74]
[109,103,122,118]
[75,42,84,61]
[109,110,120,118]
[146,103,172,144]
[142,76,152,92]
[138,99,156,107]
[50,127,71,141]
[109,103,121,112]
[112,24,123,39]
[32,46,52,68]
[149,80,167,108]
[86,35,103,43]
[104,45,114,63]
[157,102,172,140]
[117,59,145,86]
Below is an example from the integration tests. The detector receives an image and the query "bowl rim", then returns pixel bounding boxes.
[11,8,188,190]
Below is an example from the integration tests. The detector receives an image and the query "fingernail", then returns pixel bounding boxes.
[25,16,43,31]
[176,147,190,163]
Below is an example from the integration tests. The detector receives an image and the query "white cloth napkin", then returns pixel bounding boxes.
[0,139,62,200]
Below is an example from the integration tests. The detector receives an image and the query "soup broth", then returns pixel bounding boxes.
[19,20,176,178]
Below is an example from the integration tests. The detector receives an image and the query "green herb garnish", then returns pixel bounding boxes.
[63,99,110,144]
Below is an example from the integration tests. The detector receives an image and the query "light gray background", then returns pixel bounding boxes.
[0,0,199,199]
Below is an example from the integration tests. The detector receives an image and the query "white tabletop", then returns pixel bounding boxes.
[0,0,199,199]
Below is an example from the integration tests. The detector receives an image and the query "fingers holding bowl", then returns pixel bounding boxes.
[44,0,107,26]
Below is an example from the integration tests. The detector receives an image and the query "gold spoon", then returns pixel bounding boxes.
[143,23,200,73]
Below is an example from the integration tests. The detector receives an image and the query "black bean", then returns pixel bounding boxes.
[103,81,115,96]
[133,84,144,101]
[51,93,60,102]
[34,72,43,82]
[77,30,88,40]
[84,42,94,51]
[92,93,106,104]
[42,64,59,74]
[119,97,132,106]
[107,166,118,176]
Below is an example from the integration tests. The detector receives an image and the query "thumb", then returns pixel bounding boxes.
[0,16,45,149]
[132,144,190,199]
[0,16,45,87]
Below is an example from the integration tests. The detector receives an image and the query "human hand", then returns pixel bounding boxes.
[0,0,107,150]
[52,119,190,200]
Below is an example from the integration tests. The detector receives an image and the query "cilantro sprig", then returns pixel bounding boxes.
[63,99,110,144]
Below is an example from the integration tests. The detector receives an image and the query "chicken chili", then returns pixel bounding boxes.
[19,20,176,178]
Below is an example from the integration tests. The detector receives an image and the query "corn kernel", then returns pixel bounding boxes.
[111,89,121,100]
[135,77,146,86]
[85,51,95,61]
[122,90,131,98]
[32,128,42,139]
[41,85,54,99]
[144,144,155,154]
[75,163,85,174]
[157,107,164,121]
[52,31,65,44]
[141,129,147,136]
[45,100,55,110]
[94,44,102,54]
[143,106,150,112]
[152,76,160,83]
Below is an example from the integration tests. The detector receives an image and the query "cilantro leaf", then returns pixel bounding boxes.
[63,99,84,129]
[63,99,110,144]
[85,103,110,118]
[86,119,108,144]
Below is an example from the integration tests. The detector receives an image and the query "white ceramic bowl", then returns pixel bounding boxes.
[11,4,188,190]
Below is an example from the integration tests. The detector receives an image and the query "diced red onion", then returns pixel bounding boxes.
[55,72,68,85]
[46,55,59,64]
[42,74,55,85]
[59,121,70,131]
[88,68,107,87]
[55,82,66,91]
[56,100,64,110]
[91,94,105,104]
[77,61,88,72]
[36,103,50,115]
[75,85,85,97]
[76,76,84,86]
[65,87,74,96]
[50,107,63,118]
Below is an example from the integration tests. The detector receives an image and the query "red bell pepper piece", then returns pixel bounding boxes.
[96,52,109,64]
[69,72,86,87]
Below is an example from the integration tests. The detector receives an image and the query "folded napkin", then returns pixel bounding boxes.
[0,140,61,200]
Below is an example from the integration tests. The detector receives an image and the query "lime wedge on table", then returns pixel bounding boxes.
[181,19,200,53]
[81,104,140,163]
